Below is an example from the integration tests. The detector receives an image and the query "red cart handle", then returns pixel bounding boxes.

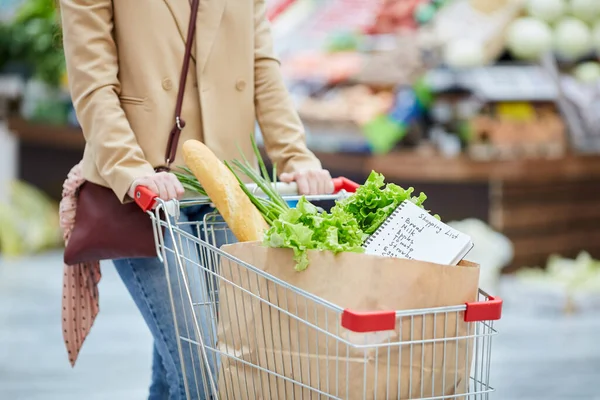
[464,295,503,322]
[134,176,359,211]
[134,186,158,212]
[332,177,360,194]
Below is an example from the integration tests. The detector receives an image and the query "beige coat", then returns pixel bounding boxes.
[60,0,321,202]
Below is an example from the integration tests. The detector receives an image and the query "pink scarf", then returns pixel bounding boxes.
[59,162,101,367]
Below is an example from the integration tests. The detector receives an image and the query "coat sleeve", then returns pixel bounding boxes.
[60,0,155,202]
[253,0,322,174]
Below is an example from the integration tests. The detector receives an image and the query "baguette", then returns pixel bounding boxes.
[182,140,269,242]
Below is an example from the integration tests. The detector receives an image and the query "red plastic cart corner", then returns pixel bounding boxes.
[341,310,396,333]
[464,296,503,322]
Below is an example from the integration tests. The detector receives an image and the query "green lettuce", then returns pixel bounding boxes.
[263,171,439,271]
[331,170,437,235]
[264,197,366,271]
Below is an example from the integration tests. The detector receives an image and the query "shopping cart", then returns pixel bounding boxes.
[133,176,502,400]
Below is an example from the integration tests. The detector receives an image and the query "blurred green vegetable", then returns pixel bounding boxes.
[0,181,62,257]
[13,0,56,22]
[0,0,65,87]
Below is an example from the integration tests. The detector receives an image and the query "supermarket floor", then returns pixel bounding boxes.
[1,251,599,400]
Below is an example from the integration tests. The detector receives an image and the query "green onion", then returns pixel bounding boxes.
[227,139,288,213]
[174,134,291,226]
[225,160,279,225]
[172,171,207,196]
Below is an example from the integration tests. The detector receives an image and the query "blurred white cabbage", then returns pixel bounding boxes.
[0,180,62,257]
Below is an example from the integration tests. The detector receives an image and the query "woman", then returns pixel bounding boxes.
[59,0,332,398]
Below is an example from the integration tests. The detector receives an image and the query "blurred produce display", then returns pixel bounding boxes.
[2,0,599,159]
[502,252,600,314]
[265,0,600,160]
[549,57,600,153]
[0,180,62,257]
[1,0,599,155]
[506,0,600,62]
[423,65,567,160]
[520,252,600,295]
[424,0,523,68]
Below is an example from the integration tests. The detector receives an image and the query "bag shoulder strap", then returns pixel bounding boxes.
[162,0,200,170]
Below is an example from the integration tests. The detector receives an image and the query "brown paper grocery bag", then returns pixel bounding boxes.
[216,242,480,400]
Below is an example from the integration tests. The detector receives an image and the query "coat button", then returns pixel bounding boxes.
[162,78,173,91]
[235,79,246,91]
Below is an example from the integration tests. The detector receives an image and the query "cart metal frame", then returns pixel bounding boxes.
[143,192,502,400]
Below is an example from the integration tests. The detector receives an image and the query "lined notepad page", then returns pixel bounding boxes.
[364,200,473,266]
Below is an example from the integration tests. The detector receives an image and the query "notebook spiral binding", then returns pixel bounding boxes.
[363,201,407,247]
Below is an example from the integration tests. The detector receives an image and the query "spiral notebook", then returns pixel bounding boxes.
[363,200,473,266]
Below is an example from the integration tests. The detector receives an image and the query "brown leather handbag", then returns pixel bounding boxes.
[63,0,200,265]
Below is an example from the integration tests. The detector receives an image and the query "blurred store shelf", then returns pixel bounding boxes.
[7,117,84,150]
[11,116,600,183]
[368,150,600,183]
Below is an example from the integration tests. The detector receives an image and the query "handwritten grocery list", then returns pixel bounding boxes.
[364,201,472,265]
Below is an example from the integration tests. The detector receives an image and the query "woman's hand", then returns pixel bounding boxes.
[128,171,185,201]
[280,169,334,196]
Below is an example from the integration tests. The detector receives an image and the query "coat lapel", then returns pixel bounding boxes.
[163,0,226,72]
[195,0,226,73]
[162,0,196,62]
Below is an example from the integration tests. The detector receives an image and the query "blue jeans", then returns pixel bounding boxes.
[114,205,234,400]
